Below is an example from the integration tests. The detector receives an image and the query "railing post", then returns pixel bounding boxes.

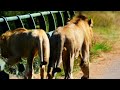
[0,17,10,35]
[58,11,65,26]
[14,15,25,28]
[2,17,11,30]
[47,11,57,32]
[55,11,64,27]
[50,11,57,30]
[69,11,75,18]
[37,12,47,32]
[62,11,73,25]
[26,13,36,29]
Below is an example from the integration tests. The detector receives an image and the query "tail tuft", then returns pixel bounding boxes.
[41,61,47,65]
[53,67,61,73]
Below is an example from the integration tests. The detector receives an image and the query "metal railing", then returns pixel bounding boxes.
[0,11,75,35]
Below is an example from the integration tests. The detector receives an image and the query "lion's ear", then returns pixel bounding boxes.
[88,19,93,28]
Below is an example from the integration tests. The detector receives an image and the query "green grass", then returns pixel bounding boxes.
[90,42,112,58]
[90,26,112,56]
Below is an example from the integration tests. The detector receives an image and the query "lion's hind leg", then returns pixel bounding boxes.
[62,48,74,79]
[80,43,89,79]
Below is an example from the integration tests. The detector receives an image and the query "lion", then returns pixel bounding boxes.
[47,13,93,79]
[0,28,50,79]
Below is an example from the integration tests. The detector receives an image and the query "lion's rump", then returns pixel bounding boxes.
[8,31,39,57]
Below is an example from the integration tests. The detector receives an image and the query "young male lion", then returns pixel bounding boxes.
[0,28,50,79]
[47,13,93,79]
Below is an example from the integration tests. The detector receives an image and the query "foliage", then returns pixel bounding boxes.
[0,11,40,17]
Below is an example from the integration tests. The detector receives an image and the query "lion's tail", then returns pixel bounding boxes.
[53,34,64,73]
[38,33,50,67]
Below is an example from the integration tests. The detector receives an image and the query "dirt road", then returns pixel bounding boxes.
[90,48,120,79]
[90,39,120,79]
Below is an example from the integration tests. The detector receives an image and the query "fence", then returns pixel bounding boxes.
[0,11,75,35]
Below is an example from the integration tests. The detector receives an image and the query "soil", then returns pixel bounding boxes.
[89,41,120,79]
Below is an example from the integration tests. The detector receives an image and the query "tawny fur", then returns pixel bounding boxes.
[0,28,50,79]
[47,13,93,79]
